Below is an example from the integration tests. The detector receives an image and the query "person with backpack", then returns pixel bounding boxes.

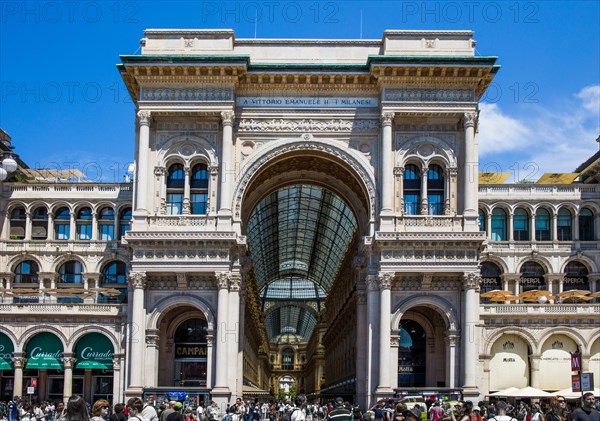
[326,399,352,421]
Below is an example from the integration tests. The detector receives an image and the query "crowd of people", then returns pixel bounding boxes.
[0,393,597,421]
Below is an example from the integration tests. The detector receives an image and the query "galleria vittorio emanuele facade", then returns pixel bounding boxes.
[0,29,598,408]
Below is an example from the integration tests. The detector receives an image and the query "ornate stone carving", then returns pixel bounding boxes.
[378,272,393,289]
[381,112,395,125]
[154,166,166,176]
[462,272,481,291]
[366,275,379,291]
[184,38,194,47]
[11,357,26,369]
[176,273,187,289]
[229,274,241,292]
[463,112,478,128]
[206,334,214,346]
[216,272,230,289]
[137,110,152,126]
[62,357,77,368]
[112,358,121,370]
[237,118,380,133]
[386,88,475,102]
[140,87,233,102]
[128,271,147,290]
[146,330,160,347]
[221,111,235,126]
[446,334,459,347]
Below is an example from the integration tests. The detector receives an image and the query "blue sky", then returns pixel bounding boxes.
[1,1,599,182]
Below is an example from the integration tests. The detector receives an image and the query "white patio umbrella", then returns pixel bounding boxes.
[489,387,520,396]
[513,387,553,398]
[553,387,600,399]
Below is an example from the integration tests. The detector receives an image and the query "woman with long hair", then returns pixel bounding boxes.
[544,397,568,421]
[59,396,90,421]
[91,400,111,421]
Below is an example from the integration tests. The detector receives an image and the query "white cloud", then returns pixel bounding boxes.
[478,85,600,178]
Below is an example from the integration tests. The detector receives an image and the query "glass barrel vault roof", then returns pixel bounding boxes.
[247,185,358,342]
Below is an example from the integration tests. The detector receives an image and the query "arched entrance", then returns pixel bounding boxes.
[239,147,373,399]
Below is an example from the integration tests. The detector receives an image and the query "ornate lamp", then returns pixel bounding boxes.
[0,153,18,181]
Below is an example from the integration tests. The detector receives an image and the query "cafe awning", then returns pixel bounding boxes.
[26,332,64,369]
[0,333,14,370]
[75,333,114,369]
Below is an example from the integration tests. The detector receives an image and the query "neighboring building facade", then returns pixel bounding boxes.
[0,30,598,407]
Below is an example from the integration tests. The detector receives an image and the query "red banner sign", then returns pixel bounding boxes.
[31,378,37,387]
[572,374,581,392]
[571,353,581,371]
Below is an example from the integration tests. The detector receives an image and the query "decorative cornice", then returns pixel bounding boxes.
[128,271,147,290]
[140,86,234,102]
[237,118,380,133]
[385,88,475,102]
[462,272,481,291]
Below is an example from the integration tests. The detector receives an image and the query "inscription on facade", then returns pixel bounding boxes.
[236,97,378,108]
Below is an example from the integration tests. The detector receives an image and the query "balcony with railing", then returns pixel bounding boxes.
[478,183,600,201]
[3,182,133,200]
[481,303,600,317]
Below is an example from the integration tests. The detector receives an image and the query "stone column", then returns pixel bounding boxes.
[69,211,75,240]
[380,112,395,215]
[376,272,394,395]
[355,273,368,408]
[206,334,214,388]
[445,333,458,388]
[574,213,580,241]
[112,356,123,404]
[136,110,152,212]
[145,329,160,387]
[420,167,429,215]
[529,354,541,388]
[444,168,451,215]
[62,355,76,402]
[486,212,492,240]
[463,112,478,223]
[552,213,558,241]
[530,213,536,241]
[127,271,147,393]
[218,111,235,214]
[48,214,54,241]
[12,356,26,398]
[366,275,380,404]
[154,166,167,215]
[91,211,98,241]
[394,167,404,215]
[213,272,231,398]
[508,212,515,242]
[227,272,241,395]
[183,166,191,215]
[462,272,480,396]
[25,211,32,240]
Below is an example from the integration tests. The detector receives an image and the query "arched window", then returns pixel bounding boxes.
[76,207,93,240]
[9,206,26,240]
[174,318,208,387]
[520,261,546,292]
[190,163,209,215]
[403,164,421,215]
[491,208,507,241]
[557,208,572,241]
[166,164,185,215]
[100,261,128,304]
[480,261,502,301]
[98,207,115,241]
[119,208,132,239]
[54,207,71,240]
[281,348,294,370]
[427,164,444,215]
[478,209,487,233]
[31,207,48,240]
[579,208,595,241]
[563,261,589,291]
[14,260,39,284]
[513,208,530,241]
[535,208,550,241]
[58,260,83,284]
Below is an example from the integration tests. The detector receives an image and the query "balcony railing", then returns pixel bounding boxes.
[0,302,126,315]
[395,215,464,232]
[479,184,600,200]
[481,304,600,315]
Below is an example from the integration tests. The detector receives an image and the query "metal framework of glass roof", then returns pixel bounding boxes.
[247,185,358,342]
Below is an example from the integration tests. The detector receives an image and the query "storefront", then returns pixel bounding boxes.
[74,333,114,402]
[25,332,64,401]
[0,333,14,401]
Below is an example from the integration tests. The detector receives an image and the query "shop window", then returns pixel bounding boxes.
[557,208,572,241]
[173,318,208,387]
[535,208,550,241]
[404,164,421,215]
[513,208,530,241]
[491,208,507,241]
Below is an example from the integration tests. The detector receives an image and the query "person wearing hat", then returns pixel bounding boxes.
[166,403,184,421]
[327,399,352,421]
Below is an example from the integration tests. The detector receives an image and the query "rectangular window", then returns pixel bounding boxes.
[491,219,506,241]
[99,224,114,241]
[427,194,443,215]
[191,193,208,215]
[167,193,184,215]
[55,224,70,240]
[535,218,550,241]
[404,194,420,215]
[77,224,92,240]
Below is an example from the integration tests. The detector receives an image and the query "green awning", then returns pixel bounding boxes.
[0,333,14,370]
[75,333,114,369]
[26,333,63,369]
